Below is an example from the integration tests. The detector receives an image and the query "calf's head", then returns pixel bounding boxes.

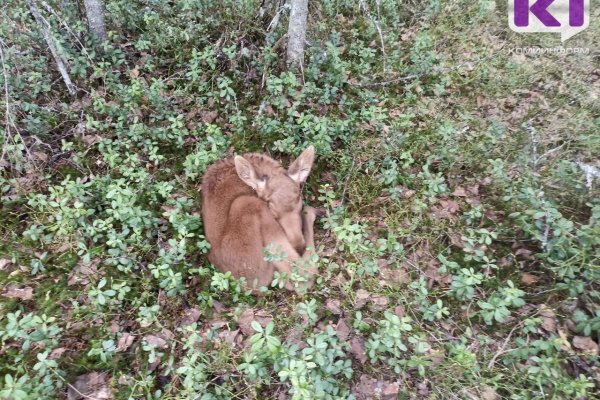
[234,146,315,254]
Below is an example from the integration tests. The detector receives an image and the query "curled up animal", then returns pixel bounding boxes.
[201,146,317,293]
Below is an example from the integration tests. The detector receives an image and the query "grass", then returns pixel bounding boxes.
[1,0,599,399]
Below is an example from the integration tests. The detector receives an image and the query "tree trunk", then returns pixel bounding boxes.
[83,0,107,43]
[286,0,308,68]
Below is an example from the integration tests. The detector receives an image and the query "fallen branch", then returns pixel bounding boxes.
[524,121,550,250]
[577,161,600,189]
[352,55,494,88]
[39,0,93,63]
[486,322,520,369]
[267,0,289,32]
[26,0,76,96]
[359,0,386,72]
[0,40,30,167]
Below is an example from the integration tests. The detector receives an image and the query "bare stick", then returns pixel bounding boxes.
[359,0,386,72]
[352,55,494,88]
[524,121,551,250]
[0,41,13,164]
[486,322,519,369]
[0,40,30,166]
[39,0,93,62]
[26,0,76,96]
[267,0,289,32]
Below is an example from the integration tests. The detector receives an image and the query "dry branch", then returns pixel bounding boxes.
[26,0,76,96]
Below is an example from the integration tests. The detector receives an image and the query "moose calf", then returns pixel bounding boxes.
[201,146,317,292]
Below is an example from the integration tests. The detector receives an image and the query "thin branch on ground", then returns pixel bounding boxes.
[0,41,12,164]
[0,40,30,166]
[26,0,76,96]
[353,55,495,88]
[487,322,520,369]
[39,0,93,63]
[267,0,289,32]
[359,0,386,72]
[525,121,551,250]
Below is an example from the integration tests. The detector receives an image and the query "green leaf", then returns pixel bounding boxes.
[250,320,263,333]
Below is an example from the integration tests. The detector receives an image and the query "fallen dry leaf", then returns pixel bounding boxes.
[394,305,405,319]
[144,335,168,349]
[351,375,400,400]
[32,151,48,162]
[67,372,112,400]
[497,256,513,268]
[572,336,599,355]
[416,381,429,397]
[238,308,273,336]
[68,260,101,286]
[2,284,33,300]
[539,305,557,333]
[82,134,103,147]
[224,329,241,346]
[335,318,351,341]
[370,295,389,311]
[117,333,135,352]
[514,248,535,260]
[349,336,368,364]
[481,385,500,400]
[453,187,467,197]
[0,259,12,270]
[440,199,460,214]
[213,300,226,314]
[521,273,540,285]
[399,188,416,199]
[424,260,452,288]
[382,382,400,398]
[448,231,465,248]
[325,299,342,315]
[380,266,410,285]
[49,347,67,360]
[178,307,201,327]
[354,289,370,309]
[467,184,480,196]
[200,110,218,124]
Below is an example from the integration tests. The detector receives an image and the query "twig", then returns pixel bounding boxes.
[487,322,520,369]
[0,40,30,166]
[0,40,12,164]
[353,56,494,88]
[340,157,356,207]
[50,368,99,400]
[576,161,600,189]
[267,0,289,32]
[26,0,76,96]
[524,121,551,250]
[536,142,566,164]
[359,0,387,72]
[39,0,93,63]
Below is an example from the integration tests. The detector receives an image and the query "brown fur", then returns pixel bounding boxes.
[201,147,317,292]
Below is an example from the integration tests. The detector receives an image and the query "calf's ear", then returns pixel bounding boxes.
[288,145,315,184]
[235,156,266,191]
